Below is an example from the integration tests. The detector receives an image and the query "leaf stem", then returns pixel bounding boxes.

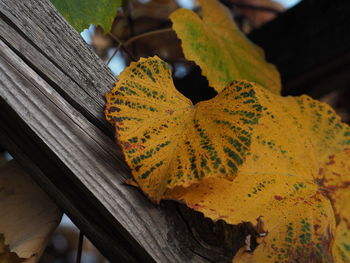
[76,231,84,263]
[123,28,173,47]
[106,43,122,65]
[108,33,136,61]
[107,28,173,63]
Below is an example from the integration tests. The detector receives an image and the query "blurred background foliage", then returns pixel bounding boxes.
[2,0,350,262]
[83,0,294,103]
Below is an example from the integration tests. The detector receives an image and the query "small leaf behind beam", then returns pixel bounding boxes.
[0,234,25,263]
[0,161,62,263]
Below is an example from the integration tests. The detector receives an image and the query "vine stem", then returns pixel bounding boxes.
[108,33,136,61]
[105,0,281,65]
[76,231,84,263]
[107,28,172,64]
[123,28,173,47]
[106,43,122,65]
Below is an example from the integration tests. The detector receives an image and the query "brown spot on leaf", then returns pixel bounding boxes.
[313,224,321,231]
[121,141,145,151]
[332,172,341,177]
[326,155,335,165]
[188,203,206,210]
[255,216,266,235]
[318,168,324,176]
[165,109,174,115]
[274,195,283,201]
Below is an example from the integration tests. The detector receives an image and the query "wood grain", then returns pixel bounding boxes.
[0,0,114,133]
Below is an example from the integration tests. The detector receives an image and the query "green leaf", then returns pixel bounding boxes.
[50,0,121,33]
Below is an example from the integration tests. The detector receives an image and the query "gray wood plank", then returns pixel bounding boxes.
[0,0,115,133]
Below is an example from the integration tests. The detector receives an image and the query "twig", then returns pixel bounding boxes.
[108,33,136,61]
[124,28,173,47]
[76,231,84,263]
[107,28,173,62]
[106,43,122,65]
[126,1,136,55]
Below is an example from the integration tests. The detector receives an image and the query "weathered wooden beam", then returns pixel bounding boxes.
[0,1,114,133]
[0,39,156,263]
[0,0,244,262]
[249,0,350,97]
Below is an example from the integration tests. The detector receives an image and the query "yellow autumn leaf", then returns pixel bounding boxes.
[105,56,350,262]
[106,56,263,202]
[166,86,350,262]
[320,149,350,262]
[233,193,335,262]
[334,221,350,262]
[165,87,350,262]
[167,176,336,262]
[170,0,281,94]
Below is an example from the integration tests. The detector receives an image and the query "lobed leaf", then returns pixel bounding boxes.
[170,0,281,94]
[165,86,350,262]
[105,55,350,261]
[106,56,265,202]
[50,0,121,32]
